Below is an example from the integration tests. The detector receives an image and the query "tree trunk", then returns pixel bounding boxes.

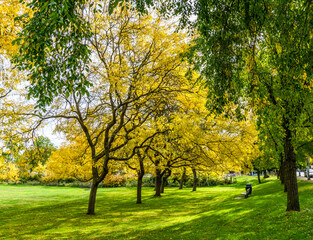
[87,165,108,215]
[279,154,288,192]
[281,160,288,193]
[161,169,171,193]
[136,160,145,204]
[307,157,311,180]
[161,177,165,193]
[257,169,261,184]
[284,129,300,212]
[160,169,166,194]
[263,170,269,178]
[179,168,186,189]
[87,179,99,215]
[279,154,284,183]
[155,168,162,197]
[192,168,197,192]
[280,164,284,184]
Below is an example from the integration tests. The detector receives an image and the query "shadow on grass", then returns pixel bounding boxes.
[1,178,312,239]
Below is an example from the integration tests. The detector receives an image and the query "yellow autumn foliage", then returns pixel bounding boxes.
[0,156,19,182]
[44,139,92,181]
[0,0,30,56]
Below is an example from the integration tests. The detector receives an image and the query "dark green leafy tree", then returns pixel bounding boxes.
[22,136,56,172]
[192,0,313,212]
[14,0,92,109]
[1,137,24,163]
[111,0,313,212]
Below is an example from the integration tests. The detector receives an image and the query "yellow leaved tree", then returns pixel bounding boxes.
[45,137,92,182]
[33,4,193,215]
[0,0,34,155]
[0,156,20,182]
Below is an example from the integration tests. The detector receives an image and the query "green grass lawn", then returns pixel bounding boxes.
[1,176,313,240]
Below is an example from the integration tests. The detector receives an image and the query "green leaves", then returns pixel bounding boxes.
[13,0,92,108]
[108,0,121,15]
[108,0,153,15]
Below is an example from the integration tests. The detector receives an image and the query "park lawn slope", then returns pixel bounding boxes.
[0,177,313,239]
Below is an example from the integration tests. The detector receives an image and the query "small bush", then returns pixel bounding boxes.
[142,175,155,187]
[64,178,76,183]
[125,179,137,187]
[103,174,125,187]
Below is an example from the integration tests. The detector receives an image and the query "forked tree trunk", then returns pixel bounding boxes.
[137,159,145,204]
[284,129,300,212]
[161,169,171,193]
[87,165,108,215]
[179,168,186,189]
[192,168,197,192]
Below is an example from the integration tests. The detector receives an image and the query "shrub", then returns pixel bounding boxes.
[103,174,125,187]
[125,179,137,187]
[142,175,155,187]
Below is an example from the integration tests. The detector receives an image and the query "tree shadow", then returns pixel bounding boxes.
[1,179,311,239]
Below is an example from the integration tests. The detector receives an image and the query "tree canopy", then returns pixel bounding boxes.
[4,0,310,215]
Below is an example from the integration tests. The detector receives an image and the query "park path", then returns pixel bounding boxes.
[297,176,313,183]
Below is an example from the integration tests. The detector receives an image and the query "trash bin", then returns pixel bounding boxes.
[245,183,252,195]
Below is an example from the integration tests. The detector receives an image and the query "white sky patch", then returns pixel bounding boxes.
[37,123,65,148]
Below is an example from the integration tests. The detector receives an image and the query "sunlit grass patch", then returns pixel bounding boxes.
[1,177,313,239]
